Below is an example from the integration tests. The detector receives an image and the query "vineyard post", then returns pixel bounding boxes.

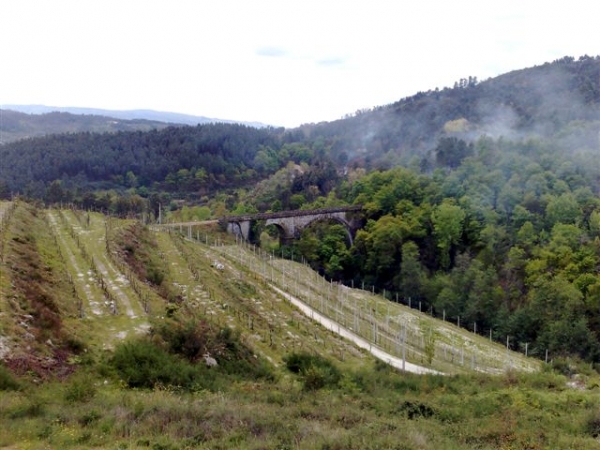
[402,326,406,371]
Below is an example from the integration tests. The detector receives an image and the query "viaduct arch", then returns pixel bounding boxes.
[219,206,364,245]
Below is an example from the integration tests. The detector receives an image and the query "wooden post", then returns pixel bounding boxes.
[402,327,406,371]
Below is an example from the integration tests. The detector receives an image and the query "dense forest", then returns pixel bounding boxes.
[1,55,599,361]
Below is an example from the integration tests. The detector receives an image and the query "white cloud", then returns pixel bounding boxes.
[1,0,597,127]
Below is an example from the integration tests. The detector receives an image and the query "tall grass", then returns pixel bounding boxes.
[1,359,600,449]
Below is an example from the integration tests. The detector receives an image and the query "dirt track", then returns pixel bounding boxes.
[270,285,442,375]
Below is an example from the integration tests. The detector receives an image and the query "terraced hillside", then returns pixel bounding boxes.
[0,202,540,375]
[148,227,395,372]
[0,202,380,373]
[0,203,152,372]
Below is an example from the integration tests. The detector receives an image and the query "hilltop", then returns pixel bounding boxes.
[0,109,174,144]
[0,105,270,144]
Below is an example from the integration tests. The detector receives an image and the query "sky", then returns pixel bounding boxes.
[1,0,597,128]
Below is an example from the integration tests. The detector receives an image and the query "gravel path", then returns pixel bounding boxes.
[271,285,442,375]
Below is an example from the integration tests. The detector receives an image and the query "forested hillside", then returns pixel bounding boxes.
[1,56,597,203]
[0,123,284,201]
[296,54,599,168]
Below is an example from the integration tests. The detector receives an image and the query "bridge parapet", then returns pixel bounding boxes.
[220,205,362,224]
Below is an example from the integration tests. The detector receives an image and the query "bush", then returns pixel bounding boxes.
[110,339,198,390]
[155,319,218,363]
[0,364,20,391]
[147,264,165,286]
[64,373,97,403]
[586,410,600,437]
[284,352,341,391]
[155,320,276,382]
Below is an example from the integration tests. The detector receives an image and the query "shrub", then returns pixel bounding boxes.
[155,319,215,363]
[8,396,45,419]
[110,339,197,390]
[396,400,436,420]
[586,410,600,438]
[155,320,276,382]
[284,352,341,391]
[0,364,20,391]
[147,264,165,286]
[64,373,97,403]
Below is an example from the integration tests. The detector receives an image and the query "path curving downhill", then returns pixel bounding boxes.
[270,285,442,375]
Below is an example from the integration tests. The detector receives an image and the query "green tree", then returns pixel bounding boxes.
[545,193,581,226]
[435,137,473,168]
[431,202,466,269]
[395,241,426,300]
[125,170,138,188]
[45,180,67,205]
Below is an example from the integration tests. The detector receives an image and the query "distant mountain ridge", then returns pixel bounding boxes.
[0,109,174,144]
[0,105,270,144]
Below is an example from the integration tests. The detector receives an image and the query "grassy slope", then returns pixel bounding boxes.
[46,209,154,351]
[1,205,600,449]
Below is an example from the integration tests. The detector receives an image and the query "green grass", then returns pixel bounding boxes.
[1,362,600,449]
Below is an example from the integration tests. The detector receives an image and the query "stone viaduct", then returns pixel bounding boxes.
[219,206,364,245]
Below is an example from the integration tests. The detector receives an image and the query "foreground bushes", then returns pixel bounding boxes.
[284,352,341,390]
[154,319,276,381]
[0,364,20,391]
[110,339,203,390]
[110,322,275,391]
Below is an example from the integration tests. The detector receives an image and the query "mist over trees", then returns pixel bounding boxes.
[1,55,599,360]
